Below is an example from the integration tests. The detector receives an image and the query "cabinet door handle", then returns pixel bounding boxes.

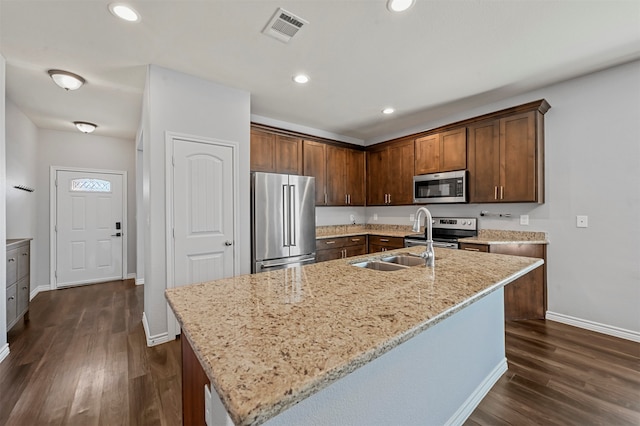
[8,258,15,263]
[380,238,389,242]
[347,194,351,205]
[500,186,504,200]
[345,194,348,205]
[325,241,336,245]
[8,296,14,301]
[22,286,28,290]
[494,186,498,200]
[388,194,391,204]
[324,193,327,205]
[464,247,480,252]
[351,238,360,242]
[22,252,28,256]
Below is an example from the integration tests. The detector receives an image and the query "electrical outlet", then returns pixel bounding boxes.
[576,215,588,228]
[409,214,415,222]
[373,213,378,221]
[520,215,529,225]
[349,214,355,224]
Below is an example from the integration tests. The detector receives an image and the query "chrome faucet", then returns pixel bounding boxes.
[412,207,435,267]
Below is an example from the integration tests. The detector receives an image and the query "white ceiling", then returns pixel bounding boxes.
[1,1,639,143]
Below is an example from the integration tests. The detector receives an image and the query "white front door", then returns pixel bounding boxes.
[172,138,235,288]
[56,170,125,287]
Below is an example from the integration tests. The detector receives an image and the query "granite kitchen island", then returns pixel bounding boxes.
[166,246,543,426]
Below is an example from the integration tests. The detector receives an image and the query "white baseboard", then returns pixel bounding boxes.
[30,284,52,301]
[142,312,175,347]
[445,358,508,426]
[135,278,144,286]
[0,343,10,364]
[127,273,136,280]
[546,311,640,343]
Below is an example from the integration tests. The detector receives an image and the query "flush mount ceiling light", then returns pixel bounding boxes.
[108,3,141,22]
[47,69,86,91]
[387,0,415,12]
[293,74,310,84]
[382,107,395,115]
[74,121,98,134]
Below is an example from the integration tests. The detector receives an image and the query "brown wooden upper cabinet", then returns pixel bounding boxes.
[367,139,414,205]
[468,105,547,203]
[304,141,365,206]
[250,128,302,175]
[414,127,467,175]
[302,140,327,205]
[326,146,365,206]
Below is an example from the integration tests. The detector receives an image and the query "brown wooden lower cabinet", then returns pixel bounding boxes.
[182,337,209,426]
[459,242,547,320]
[367,235,404,253]
[316,235,367,262]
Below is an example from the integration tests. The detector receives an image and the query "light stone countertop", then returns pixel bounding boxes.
[316,224,413,239]
[166,246,543,426]
[6,238,33,249]
[459,229,549,245]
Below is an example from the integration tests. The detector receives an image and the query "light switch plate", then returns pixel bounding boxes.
[520,215,529,225]
[576,215,588,228]
[409,214,415,222]
[373,213,378,221]
[349,214,355,223]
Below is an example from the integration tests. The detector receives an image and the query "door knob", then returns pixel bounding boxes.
[224,241,233,246]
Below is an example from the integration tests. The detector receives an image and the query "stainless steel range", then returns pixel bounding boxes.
[405,217,477,249]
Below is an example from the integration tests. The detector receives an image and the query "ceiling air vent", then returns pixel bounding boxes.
[262,8,308,43]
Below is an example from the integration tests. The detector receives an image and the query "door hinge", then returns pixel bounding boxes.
[55,270,57,278]
[172,228,175,239]
[172,156,175,167]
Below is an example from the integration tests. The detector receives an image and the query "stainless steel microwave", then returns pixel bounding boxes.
[413,170,467,204]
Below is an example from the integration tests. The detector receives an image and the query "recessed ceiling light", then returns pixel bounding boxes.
[108,3,141,22]
[74,121,98,134]
[382,107,395,115]
[293,74,310,84]
[387,0,415,12]
[47,69,86,91]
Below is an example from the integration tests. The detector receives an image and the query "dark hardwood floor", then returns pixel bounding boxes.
[0,279,182,426]
[1,279,638,425]
[466,319,640,425]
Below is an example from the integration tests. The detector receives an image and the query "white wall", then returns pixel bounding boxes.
[34,129,136,290]
[0,54,8,361]
[365,60,640,335]
[5,99,38,293]
[142,65,250,342]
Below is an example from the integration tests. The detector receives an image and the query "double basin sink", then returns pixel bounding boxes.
[352,253,426,271]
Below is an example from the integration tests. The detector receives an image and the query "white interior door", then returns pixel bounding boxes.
[172,138,235,288]
[56,170,124,287]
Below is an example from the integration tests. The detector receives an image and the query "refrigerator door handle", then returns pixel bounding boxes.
[282,184,290,247]
[289,185,296,246]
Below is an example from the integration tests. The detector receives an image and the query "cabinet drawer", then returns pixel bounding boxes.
[343,235,366,247]
[316,248,346,262]
[459,243,489,253]
[368,235,404,248]
[7,248,19,287]
[316,237,349,250]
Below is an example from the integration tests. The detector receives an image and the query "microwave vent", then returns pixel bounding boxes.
[262,8,308,43]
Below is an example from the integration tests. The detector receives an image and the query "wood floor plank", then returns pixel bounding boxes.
[0,280,182,426]
[467,319,640,426]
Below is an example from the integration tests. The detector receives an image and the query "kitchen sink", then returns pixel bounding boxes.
[351,260,409,271]
[381,254,425,267]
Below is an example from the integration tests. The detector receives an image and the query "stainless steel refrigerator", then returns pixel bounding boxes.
[251,172,316,273]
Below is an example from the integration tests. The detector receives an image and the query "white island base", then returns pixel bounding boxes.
[207,288,507,426]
